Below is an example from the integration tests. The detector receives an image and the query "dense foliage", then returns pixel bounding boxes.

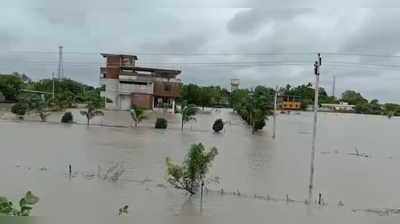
[166,143,218,195]
[230,86,273,133]
[0,191,39,216]
[155,118,168,129]
[0,73,26,101]
[212,119,224,133]
[11,102,29,118]
[61,112,74,123]
[180,84,230,108]
[280,83,336,109]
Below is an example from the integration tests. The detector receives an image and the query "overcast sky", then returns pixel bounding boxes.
[1,2,400,103]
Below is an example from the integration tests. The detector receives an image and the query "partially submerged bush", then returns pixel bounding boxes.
[61,112,73,123]
[155,118,168,129]
[11,102,28,119]
[166,143,218,194]
[212,119,224,133]
[0,191,39,216]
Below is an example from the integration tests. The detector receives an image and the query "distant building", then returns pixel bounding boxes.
[279,95,302,110]
[100,53,181,112]
[320,102,355,112]
[231,79,240,92]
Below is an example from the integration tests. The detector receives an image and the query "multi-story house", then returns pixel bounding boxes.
[100,53,181,112]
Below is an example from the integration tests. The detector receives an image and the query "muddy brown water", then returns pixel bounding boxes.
[0,109,399,223]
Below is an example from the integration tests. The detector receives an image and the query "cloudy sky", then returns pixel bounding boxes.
[1,2,400,103]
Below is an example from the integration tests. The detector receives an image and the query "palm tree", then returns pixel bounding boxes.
[181,102,197,130]
[129,108,146,127]
[80,104,104,126]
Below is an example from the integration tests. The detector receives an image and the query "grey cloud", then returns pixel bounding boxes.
[227,8,313,34]
[140,34,208,53]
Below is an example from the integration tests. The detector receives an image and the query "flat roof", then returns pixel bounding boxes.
[101,53,138,60]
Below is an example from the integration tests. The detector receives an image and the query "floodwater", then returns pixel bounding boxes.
[1,109,400,223]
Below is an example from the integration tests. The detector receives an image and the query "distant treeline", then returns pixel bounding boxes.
[0,72,104,110]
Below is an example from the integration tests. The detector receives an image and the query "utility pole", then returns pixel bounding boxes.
[308,53,321,204]
[332,75,336,98]
[57,46,64,80]
[52,72,55,100]
[272,86,278,139]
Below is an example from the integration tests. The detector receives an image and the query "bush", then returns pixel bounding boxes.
[166,143,218,194]
[212,119,224,133]
[61,112,73,123]
[253,119,266,131]
[155,118,167,129]
[11,102,28,119]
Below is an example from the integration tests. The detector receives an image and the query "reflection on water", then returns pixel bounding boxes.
[1,109,400,223]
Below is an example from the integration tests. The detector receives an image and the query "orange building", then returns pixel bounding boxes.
[281,101,302,110]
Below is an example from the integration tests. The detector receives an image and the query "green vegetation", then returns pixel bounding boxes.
[280,83,336,110]
[61,112,74,123]
[0,73,26,102]
[166,143,218,195]
[155,118,168,129]
[0,191,39,216]
[230,86,273,133]
[212,119,224,133]
[129,107,146,128]
[0,73,104,111]
[180,102,197,130]
[80,104,104,126]
[180,84,230,108]
[11,102,28,119]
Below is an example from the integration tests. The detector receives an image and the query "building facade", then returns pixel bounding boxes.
[100,53,181,112]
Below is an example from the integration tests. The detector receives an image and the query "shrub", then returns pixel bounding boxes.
[253,119,266,131]
[155,118,168,129]
[0,191,39,216]
[166,143,218,194]
[11,102,28,119]
[212,119,224,133]
[61,112,74,123]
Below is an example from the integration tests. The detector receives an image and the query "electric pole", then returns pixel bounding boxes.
[273,86,278,139]
[57,46,64,80]
[308,53,321,204]
[52,72,55,100]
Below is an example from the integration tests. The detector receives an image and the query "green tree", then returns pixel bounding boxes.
[341,90,368,105]
[11,102,29,119]
[0,74,25,101]
[80,104,104,126]
[166,143,218,195]
[0,191,39,216]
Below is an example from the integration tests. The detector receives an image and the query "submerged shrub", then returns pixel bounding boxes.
[61,112,73,123]
[166,143,218,195]
[212,119,224,133]
[155,118,168,129]
[0,191,39,216]
[11,102,28,119]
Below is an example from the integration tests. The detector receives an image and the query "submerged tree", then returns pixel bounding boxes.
[80,104,104,126]
[166,143,218,195]
[180,102,197,130]
[129,107,146,128]
[0,191,39,216]
[212,119,224,133]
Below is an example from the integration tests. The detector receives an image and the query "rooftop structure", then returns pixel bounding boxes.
[100,53,182,112]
